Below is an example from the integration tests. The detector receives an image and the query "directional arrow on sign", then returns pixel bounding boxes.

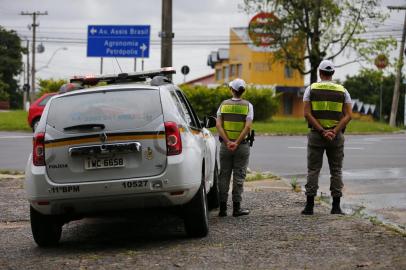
[90,27,97,35]
[140,43,147,52]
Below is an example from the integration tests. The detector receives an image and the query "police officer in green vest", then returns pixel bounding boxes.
[302,60,352,215]
[216,78,253,217]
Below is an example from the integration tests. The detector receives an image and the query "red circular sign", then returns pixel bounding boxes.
[374,54,388,69]
[248,12,278,47]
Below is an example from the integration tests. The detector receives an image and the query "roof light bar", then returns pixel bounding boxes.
[70,67,176,86]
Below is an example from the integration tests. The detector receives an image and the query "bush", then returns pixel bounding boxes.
[244,87,279,121]
[37,79,67,97]
[180,84,279,121]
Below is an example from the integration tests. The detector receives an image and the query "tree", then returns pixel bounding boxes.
[0,26,24,108]
[242,0,396,84]
[0,78,10,101]
[343,69,404,124]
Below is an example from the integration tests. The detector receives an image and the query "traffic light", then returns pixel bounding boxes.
[23,83,30,93]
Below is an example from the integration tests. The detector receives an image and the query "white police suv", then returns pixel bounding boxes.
[25,68,219,247]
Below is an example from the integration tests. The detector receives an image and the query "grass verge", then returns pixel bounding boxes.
[0,110,31,131]
[253,116,402,135]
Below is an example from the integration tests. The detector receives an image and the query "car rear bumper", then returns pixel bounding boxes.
[30,191,194,216]
[25,155,201,215]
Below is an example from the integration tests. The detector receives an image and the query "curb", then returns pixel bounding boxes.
[0,174,24,180]
[245,177,292,192]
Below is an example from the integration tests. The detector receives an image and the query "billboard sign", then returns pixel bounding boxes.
[87,25,150,58]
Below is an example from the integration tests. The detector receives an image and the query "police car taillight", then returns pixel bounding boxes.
[164,122,182,156]
[33,132,45,166]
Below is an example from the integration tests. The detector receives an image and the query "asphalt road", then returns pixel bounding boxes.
[0,131,32,171]
[3,131,405,174]
[249,133,406,176]
[1,131,405,225]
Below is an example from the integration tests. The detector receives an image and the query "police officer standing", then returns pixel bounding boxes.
[302,60,352,215]
[216,78,253,217]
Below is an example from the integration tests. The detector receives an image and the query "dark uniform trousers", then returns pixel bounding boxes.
[219,142,250,203]
[306,130,345,198]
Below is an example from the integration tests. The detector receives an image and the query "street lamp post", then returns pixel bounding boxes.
[36,47,68,72]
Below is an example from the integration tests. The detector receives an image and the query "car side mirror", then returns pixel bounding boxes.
[204,116,217,128]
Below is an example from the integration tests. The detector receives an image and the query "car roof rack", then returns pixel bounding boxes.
[70,67,176,86]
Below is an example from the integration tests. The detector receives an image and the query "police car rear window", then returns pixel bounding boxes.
[46,89,162,132]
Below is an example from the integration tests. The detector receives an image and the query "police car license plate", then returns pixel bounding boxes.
[85,157,125,170]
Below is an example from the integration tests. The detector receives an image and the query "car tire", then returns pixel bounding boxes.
[30,206,62,247]
[32,119,39,132]
[207,162,219,210]
[184,181,209,238]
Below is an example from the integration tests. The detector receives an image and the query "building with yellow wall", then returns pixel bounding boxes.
[207,27,305,117]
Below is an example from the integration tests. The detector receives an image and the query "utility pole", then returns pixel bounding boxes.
[388,5,406,127]
[21,11,48,103]
[24,39,30,109]
[161,0,173,79]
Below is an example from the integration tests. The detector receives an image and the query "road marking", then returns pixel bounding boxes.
[0,135,32,139]
[288,146,364,150]
[363,138,382,142]
[347,142,374,145]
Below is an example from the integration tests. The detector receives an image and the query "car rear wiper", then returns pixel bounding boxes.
[63,123,105,131]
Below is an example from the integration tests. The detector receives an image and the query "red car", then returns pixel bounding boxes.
[28,93,57,132]
[28,83,83,131]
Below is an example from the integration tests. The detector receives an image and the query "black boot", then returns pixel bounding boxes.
[331,197,345,215]
[301,195,314,215]
[232,202,250,217]
[218,202,227,217]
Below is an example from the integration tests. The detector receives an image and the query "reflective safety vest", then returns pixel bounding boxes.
[220,99,249,140]
[310,82,345,129]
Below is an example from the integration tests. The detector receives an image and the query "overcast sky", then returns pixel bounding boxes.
[0,0,405,86]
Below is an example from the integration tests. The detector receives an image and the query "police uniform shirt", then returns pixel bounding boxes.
[303,81,352,104]
[216,98,254,121]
